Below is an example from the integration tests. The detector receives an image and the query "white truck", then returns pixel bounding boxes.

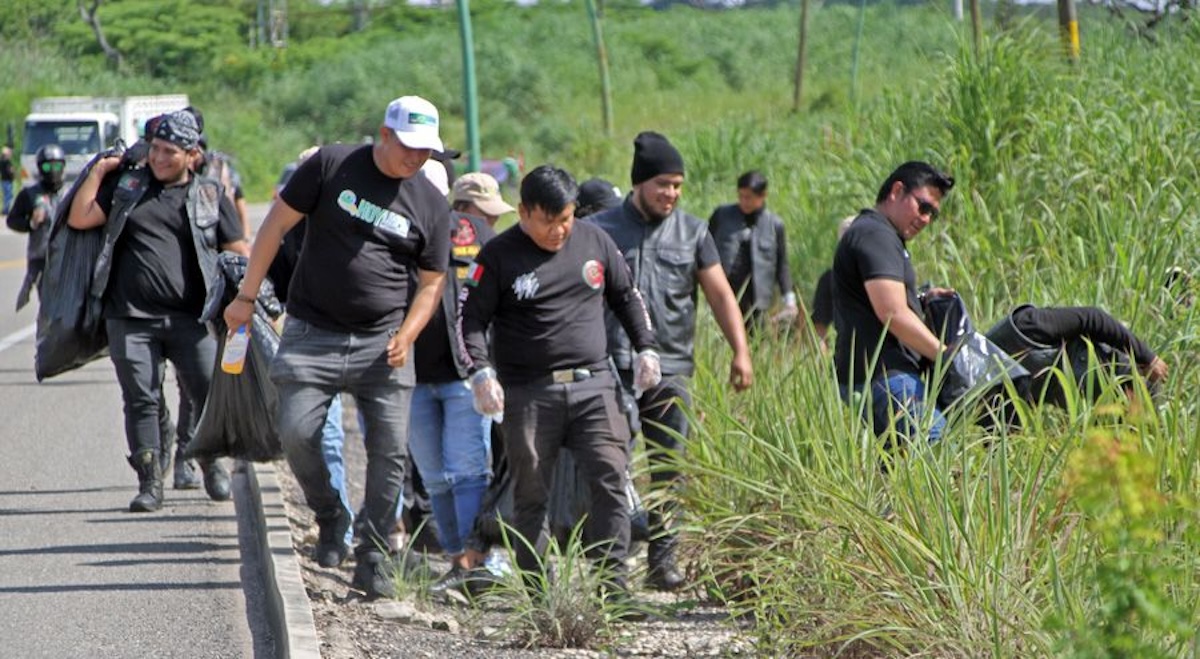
[19,94,190,189]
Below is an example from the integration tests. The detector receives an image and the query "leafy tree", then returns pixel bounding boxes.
[0,0,73,41]
[55,0,250,81]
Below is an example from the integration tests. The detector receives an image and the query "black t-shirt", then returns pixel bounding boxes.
[415,212,496,383]
[281,144,451,333]
[812,268,834,326]
[1013,305,1157,365]
[832,209,923,387]
[98,176,242,319]
[460,220,657,385]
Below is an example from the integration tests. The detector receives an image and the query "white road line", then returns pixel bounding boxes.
[0,324,36,353]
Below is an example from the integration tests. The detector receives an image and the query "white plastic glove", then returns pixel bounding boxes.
[770,292,800,325]
[470,367,505,422]
[632,349,662,399]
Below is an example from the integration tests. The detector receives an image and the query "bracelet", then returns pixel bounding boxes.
[234,292,255,304]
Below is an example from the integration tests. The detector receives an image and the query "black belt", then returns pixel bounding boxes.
[518,363,609,387]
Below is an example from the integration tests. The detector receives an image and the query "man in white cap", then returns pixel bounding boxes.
[450,171,515,228]
[225,95,450,599]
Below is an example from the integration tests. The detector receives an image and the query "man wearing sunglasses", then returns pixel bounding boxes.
[832,161,956,450]
[7,144,67,310]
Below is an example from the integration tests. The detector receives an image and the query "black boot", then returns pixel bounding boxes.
[128,450,163,513]
[199,458,231,501]
[646,537,685,592]
[173,448,202,490]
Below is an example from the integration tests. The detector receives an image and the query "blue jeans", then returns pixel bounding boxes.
[841,371,946,447]
[2,180,12,215]
[407,380,492,556]
[270,316,414,557]
[320,394,354,545]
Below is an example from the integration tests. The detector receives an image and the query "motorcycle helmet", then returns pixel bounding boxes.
[36,144,66,192]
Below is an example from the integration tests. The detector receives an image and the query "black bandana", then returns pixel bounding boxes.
[154,110,201,151]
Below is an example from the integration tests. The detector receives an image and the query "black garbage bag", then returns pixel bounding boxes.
[188,311,282,462]
[33,148,130,381]
[923,293,1030,410]
[187,253,283,461]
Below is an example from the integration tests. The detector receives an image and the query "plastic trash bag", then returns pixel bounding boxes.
[187,253,283,462]
[923,293,1030,410]
[33,150,126,381]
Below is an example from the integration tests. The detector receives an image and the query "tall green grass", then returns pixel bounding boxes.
[673,14,1200,656]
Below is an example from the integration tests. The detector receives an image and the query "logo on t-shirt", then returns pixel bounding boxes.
[452,217,477,246]
[513,271,540,301]
[336,189,412,237]
[582,260,604,290]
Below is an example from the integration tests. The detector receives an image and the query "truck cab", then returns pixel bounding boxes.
[20,111,117,190]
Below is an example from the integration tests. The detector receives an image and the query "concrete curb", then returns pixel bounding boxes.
[242,459,322,659]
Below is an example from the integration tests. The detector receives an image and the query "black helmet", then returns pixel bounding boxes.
[36,144,65,167]
[36,144,66,192]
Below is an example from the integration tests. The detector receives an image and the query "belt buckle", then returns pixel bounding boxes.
[551,369,574,384]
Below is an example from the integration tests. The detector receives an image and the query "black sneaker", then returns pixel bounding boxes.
[315,510,352,568]
[352,551,395,600]
[430,565,500,597]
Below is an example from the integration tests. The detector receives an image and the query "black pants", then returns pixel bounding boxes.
[619,371,690,558]
[502,369,631,577]
[106,316,215,461]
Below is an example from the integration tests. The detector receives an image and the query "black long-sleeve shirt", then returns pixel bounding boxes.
[1011,305,1157,365]
[458,220,657,384]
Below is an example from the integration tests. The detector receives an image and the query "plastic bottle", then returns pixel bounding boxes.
[221,326,250,375]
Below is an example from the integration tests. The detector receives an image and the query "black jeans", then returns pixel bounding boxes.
[502,369,631,577]
[106,316,216,460]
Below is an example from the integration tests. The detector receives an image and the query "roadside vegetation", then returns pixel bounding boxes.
[4,0,1198,654]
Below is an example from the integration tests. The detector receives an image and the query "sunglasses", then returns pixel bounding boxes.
[39,161,65,174]
[911,194,939,221]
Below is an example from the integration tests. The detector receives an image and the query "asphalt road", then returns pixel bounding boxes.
[0,204,276,658]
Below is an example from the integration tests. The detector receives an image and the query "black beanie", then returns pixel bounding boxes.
[630,131,684,186]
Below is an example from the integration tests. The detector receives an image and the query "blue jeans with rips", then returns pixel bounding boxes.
[270,316,414,558]
[407,380,492,556]
[841,371,946,447]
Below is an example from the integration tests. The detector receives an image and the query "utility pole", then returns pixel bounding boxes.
[456,0,481,172]
[584,0,614,137]
[792,0,810,113]
[1057,0,1080,62]
[969,0,982,54]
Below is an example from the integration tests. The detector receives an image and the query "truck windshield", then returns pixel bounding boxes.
[23,120,102,157]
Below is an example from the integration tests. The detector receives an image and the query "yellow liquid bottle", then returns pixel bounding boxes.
[221,326,249,375]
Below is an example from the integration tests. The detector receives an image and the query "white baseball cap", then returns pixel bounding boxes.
[384,96,444,152]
